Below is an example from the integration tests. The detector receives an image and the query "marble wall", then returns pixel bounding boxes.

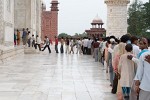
[14,0,41,36]
[0,0,14,48]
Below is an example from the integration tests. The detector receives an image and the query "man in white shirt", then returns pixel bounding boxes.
[134,51,150,100]
[134,38,150,100]
[69,38,74,54]
[42,36,51,53]
[35,35,41,51]
[31,35,35,47]
[83,37,88,54]
[131,36,141,57]
[87,38,92,55]
[76,38,82,54]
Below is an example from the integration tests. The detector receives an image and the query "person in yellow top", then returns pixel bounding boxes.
[17,29,20,45]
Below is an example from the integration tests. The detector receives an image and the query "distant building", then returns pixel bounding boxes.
[85,16,106,38]
[41,0,59,41]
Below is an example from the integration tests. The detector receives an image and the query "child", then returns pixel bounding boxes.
[118,44,135,100]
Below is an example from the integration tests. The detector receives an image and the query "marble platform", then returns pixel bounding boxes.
[0,46,24,64]
[24,47,40,54]
[0,46,117,100]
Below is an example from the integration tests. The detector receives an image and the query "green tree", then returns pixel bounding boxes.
[143,2,150,31]
[127,1,145,36]
[128,1,150,38]
[58,33,71,38]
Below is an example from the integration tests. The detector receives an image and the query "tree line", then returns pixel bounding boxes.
[58,32,87,39]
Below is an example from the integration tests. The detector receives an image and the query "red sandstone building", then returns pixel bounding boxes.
[41,0,59,41]
[85,16,106,38]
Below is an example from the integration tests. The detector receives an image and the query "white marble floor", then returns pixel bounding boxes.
[0,47,117,100]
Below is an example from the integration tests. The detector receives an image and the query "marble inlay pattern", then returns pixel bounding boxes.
[0,46,117,100]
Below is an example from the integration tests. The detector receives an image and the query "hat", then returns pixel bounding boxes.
[110,38,115,42]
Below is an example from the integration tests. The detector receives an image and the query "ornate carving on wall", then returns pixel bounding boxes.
[15,0,26,9]
[105,0,130,5]
[4,22,13,28]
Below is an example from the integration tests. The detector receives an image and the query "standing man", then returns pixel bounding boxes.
[93,38,100,62]
[22,28,27,45]
[76,38,82,54]
[60,37,64,53]
[27,31,31,47]
[87,38,92,55]
[42,36,51,53]
[69,38,74,54]
[65,37,70,54]
[131,36,141,58]
[31,35,35,47]
[55,36,59,53]
[35,35,41,51]
[83,37,88,54]
[17,29,20,45]
[134,38,150,100]
[14,32,16,46]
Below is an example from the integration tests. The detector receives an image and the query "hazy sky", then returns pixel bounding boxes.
[45,0,149,35]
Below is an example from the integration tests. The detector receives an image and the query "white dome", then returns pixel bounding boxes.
[92,15,103,24]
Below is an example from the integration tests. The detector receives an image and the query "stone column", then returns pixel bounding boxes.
[0,0,4,45]
[0,0,15,49]
[105,0,130,38]
[4,0,15,47]
[36,0,42,37]
[31,0,35,35]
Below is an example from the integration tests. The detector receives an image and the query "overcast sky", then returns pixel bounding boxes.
[45,0,149,35]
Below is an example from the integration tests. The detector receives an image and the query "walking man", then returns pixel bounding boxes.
[42,36,51,53]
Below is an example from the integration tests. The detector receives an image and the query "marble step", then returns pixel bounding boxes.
[24,47,40,54]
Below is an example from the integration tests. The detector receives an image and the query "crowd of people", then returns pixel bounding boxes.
[93,35,150,100]
[55,37,93,54]
[14,30,150,100]
[14,28,48,52]
[55,35,150,100]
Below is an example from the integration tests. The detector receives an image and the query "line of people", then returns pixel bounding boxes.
[97,35,150,100]
[55,37,93,55]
